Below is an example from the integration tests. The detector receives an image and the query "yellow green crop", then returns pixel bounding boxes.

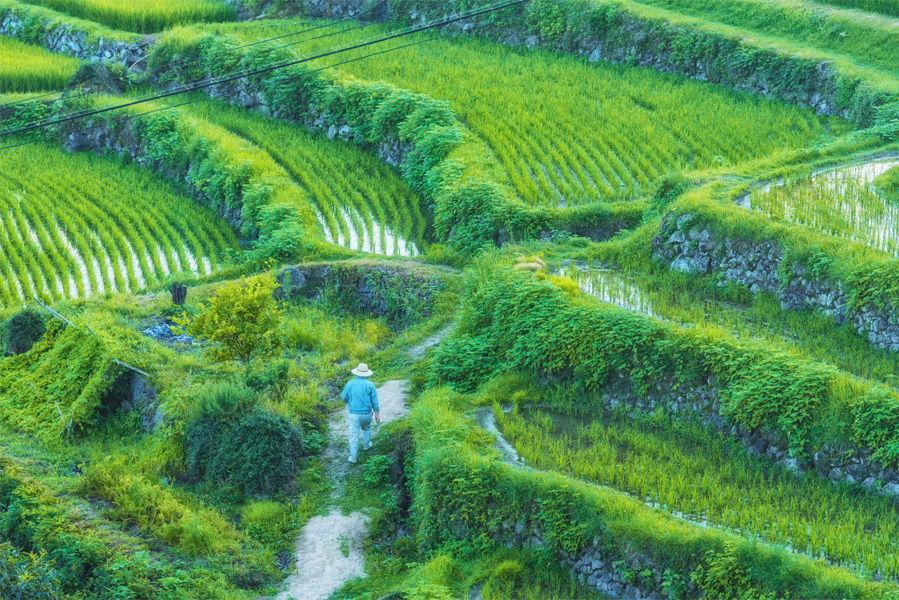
[0,36,81,93]
[16,0,235,33]
[178,100,427,257]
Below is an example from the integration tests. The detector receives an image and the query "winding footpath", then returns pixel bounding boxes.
[276,380,410,600]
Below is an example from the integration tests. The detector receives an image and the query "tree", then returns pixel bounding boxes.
[176,273,285,364]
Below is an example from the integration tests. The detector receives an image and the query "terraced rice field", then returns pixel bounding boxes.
[178,101,426,257]
[497,406,899,580]
[746,157,899,255]
[562,266,899,384]
[15,0,235,33]
[204,21,849,207]
[0,142,236,305]
[0,36,82,93]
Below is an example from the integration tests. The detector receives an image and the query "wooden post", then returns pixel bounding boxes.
[170,283,187,305]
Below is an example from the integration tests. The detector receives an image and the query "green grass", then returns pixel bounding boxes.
[0,141,237,305]
[497,404,899,581]
[197,21,849,206]
[0,36,81,93]
[16,0,235,33]
[177,100,427,257]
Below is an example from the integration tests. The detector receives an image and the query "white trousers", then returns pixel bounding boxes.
[348,413,373,460]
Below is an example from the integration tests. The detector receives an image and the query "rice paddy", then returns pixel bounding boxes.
[0,142,236,305]
[0,36,82,93]
[15,0,235,33]
[177,100,426,257]
[747,158,899,256]
[496,405,899,581]
[201,21,849,207]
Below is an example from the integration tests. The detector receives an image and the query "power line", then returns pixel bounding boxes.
[0,0,530,152]
[1,0,527,139]
[0,1,388,112]
[1,0,514,133]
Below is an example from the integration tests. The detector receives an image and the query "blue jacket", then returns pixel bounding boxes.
[341,377,379,415]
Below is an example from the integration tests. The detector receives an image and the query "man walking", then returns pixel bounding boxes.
[341,363,380,464]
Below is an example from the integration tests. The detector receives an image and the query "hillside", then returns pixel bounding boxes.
[1,0,899,599]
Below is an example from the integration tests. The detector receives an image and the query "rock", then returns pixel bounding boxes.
[525,35,539,48]
[881,482,899,497]
[327,124,338,139]
[142,323,194,345]
[63,132,91,152]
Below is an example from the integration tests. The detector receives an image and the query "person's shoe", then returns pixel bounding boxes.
[363,442,373,451]
[348,457,357,464]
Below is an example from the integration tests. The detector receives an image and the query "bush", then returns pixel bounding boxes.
[186,410,305,496]
[194,379,257,422]
[0,542,61,600]
[175,273,285,364]
[244,360,290,392]
[5,308,46,355]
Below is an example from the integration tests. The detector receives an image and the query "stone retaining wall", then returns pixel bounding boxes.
[277,260,452,325]
[0,10,149,70]
[651,212,899,352]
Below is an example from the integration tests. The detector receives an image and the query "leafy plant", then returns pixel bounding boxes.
[4,308,46,355]
[0,542,61,600]
[176,273,285,364]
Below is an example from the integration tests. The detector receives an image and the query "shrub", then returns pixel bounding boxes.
[175,273,285,364]
[0,542,62,600]
[186,410,304,496]
[244,360,290,392]
[194,379,257,421]
[5,308,47,355]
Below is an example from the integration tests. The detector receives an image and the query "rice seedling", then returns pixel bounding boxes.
[497,405,899,581]
[0,36,81,93]
[16,0,236,33]
[198,21,848,207]
[177,100,426,257]
[749,159,899,256]
[0,142,237,305]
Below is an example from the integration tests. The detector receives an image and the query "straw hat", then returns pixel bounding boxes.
[352,363,373,378]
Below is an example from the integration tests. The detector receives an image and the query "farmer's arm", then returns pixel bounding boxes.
[341,382,350,404]
[371,384,380,423]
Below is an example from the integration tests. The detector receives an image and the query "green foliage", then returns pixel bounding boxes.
[690,543,774,600]
[193,379,257,421]
[432,263,899,465]
[84,457,245,557]
[0,322,126,439]
[185,409,304,495]
[0,542,62,599]
[177,273,285,364]
[5,308,46,355]
[361,454,392,487]
[244,360,290,392]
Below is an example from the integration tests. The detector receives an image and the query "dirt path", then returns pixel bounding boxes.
[275,379,409,600]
